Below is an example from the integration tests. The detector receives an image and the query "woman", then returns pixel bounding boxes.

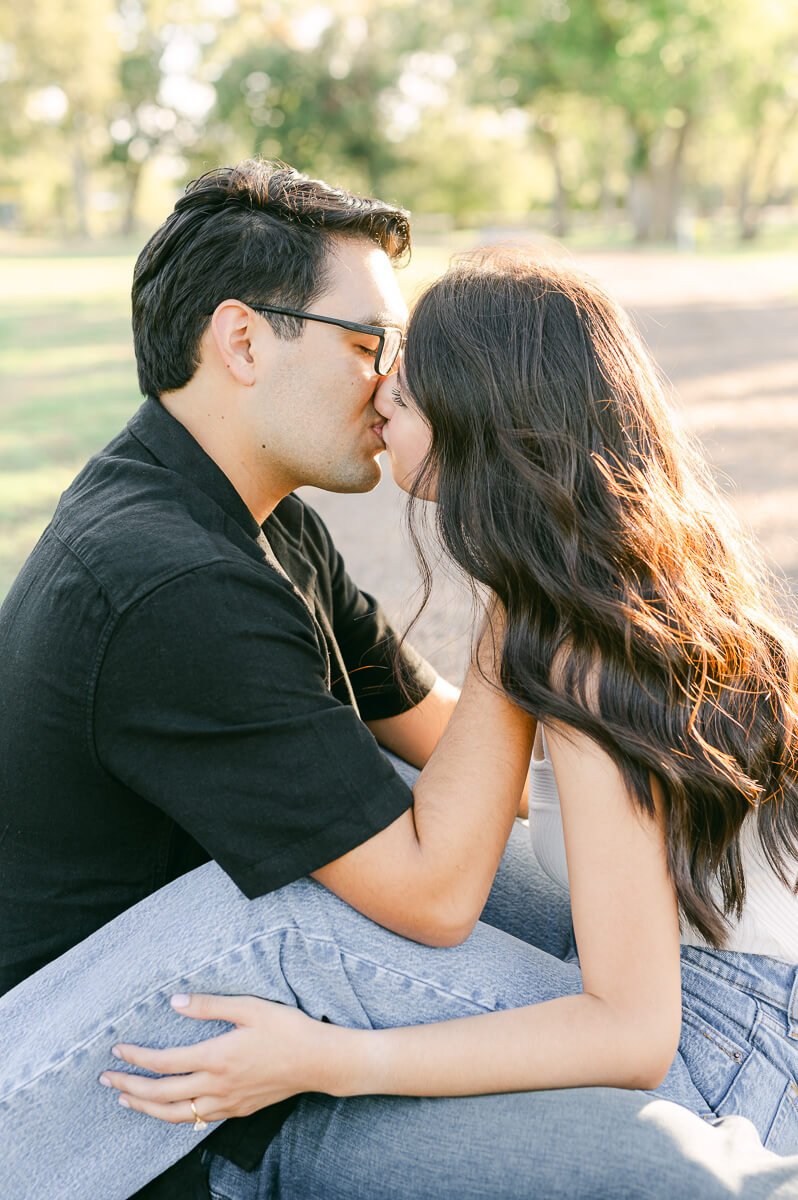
[104,249,798,1159]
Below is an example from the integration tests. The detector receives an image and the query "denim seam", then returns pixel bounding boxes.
[681,1012,745,1063]
[335,949,500,1012]
[750,1012,798,1091]
[0,924,302,1101]
[0,929,497,1101]
[683,956,788,1011]
[783,1081,798,1130]
[757,1008,788,1036]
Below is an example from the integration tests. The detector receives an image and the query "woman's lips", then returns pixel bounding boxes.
[372,423,386,445]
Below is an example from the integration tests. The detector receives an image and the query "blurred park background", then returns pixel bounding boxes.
[2,0,798,680]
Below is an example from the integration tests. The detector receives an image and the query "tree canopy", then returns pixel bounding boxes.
[1,0,796,240]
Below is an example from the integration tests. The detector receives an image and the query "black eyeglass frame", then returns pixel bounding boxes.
[248,303,406,376]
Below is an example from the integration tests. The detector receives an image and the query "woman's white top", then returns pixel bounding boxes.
[528,726,798,962]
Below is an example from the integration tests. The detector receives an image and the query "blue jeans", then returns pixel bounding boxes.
[2,755,798,1199]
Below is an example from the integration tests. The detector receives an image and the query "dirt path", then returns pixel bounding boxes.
[301,250,798,684]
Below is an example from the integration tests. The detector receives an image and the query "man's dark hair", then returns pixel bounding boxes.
[131,160,411,397]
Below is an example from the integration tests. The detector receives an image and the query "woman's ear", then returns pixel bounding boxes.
[209,300,260,386]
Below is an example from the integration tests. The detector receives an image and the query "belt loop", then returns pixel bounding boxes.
[789,969,798,1039]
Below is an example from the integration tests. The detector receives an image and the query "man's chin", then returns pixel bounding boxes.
[317,455,384,495]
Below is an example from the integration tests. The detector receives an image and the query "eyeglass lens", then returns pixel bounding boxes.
[377,327,403,375]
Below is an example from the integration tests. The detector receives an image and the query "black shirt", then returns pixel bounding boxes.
[0,395,435,1193]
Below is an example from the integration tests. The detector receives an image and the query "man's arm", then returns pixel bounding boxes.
[97,564,529,953]
[364,675,459,768]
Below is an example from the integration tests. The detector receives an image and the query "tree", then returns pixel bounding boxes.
[465,0,749,241]
[0,0,119,234]
[721,0,798,240]
[211,5,447,195]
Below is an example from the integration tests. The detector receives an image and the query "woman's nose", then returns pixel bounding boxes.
[373,375,396,419]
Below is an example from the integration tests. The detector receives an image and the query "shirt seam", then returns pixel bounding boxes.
[52,517,259,618]
[50,526,120,613]
[46,529,123,776]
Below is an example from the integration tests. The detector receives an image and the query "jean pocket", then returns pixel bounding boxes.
[693,1010,798,1155]
[766,1083,798,1156]
[752,1010,798,1091]
[680,1008,750,1111]
[750,1014,798,1156]
[711,1042,798,1156]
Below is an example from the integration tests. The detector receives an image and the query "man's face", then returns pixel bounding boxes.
[244,236,408,496]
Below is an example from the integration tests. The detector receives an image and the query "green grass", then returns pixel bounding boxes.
[0,249,142,596]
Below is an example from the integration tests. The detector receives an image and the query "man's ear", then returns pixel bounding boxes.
[209,301,262,386]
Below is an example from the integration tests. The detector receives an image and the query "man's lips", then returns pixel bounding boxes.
[371,422,386,445]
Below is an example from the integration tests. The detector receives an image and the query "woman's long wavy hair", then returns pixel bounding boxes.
[401,248,798,947]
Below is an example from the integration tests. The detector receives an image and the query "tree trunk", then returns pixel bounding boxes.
[628,170,654,242]
[539,130,569,238]
[120,162,143,236]
[598,162,617,234]
[738,102,798,241]
[71,113,90,238]
[627,126,653,242]
[652,117,691,242]
[737,133,764,241]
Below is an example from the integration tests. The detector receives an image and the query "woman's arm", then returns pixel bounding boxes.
[312,609,536,947]
[324,722,681,1096]
[103,721,681,1119]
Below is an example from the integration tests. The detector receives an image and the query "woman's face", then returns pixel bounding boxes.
[373,371,435,499]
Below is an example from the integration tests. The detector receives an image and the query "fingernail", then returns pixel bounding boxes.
[111,1046,123,1059]
[171,993,190,1008]
[99,1074,111,1087]
[119,1096,130,1108]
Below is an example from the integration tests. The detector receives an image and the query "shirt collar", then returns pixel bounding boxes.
[127,395,263,541]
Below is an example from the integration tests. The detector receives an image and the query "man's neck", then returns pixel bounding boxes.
[158,387,290,525]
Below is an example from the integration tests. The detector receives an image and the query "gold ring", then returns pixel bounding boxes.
[190,1098,208,1132]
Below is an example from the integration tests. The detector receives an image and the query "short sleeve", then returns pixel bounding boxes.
[306,507,437,721]
[93,561,414,898]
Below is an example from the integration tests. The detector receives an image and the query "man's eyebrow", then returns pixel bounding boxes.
[355,311,406,328]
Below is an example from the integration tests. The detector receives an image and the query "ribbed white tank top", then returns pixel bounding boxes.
[528,727,798,962]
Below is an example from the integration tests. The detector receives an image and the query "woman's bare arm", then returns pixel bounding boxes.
[317,721,681,1096]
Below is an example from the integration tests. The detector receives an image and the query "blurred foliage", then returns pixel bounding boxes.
[0,0,797,241]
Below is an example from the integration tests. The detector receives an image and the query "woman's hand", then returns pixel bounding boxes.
[99,993,334,1126]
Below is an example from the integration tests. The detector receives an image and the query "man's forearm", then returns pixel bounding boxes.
[365,675,460,768]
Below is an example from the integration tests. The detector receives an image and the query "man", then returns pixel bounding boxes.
[1,159,532,1197]
[2,161,796,1200]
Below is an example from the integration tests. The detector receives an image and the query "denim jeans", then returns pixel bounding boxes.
[678,946,798,1154]
[2,755,798,1199]
[207,830,798,1200]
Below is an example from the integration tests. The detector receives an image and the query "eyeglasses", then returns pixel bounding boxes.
[249,303,406,376]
